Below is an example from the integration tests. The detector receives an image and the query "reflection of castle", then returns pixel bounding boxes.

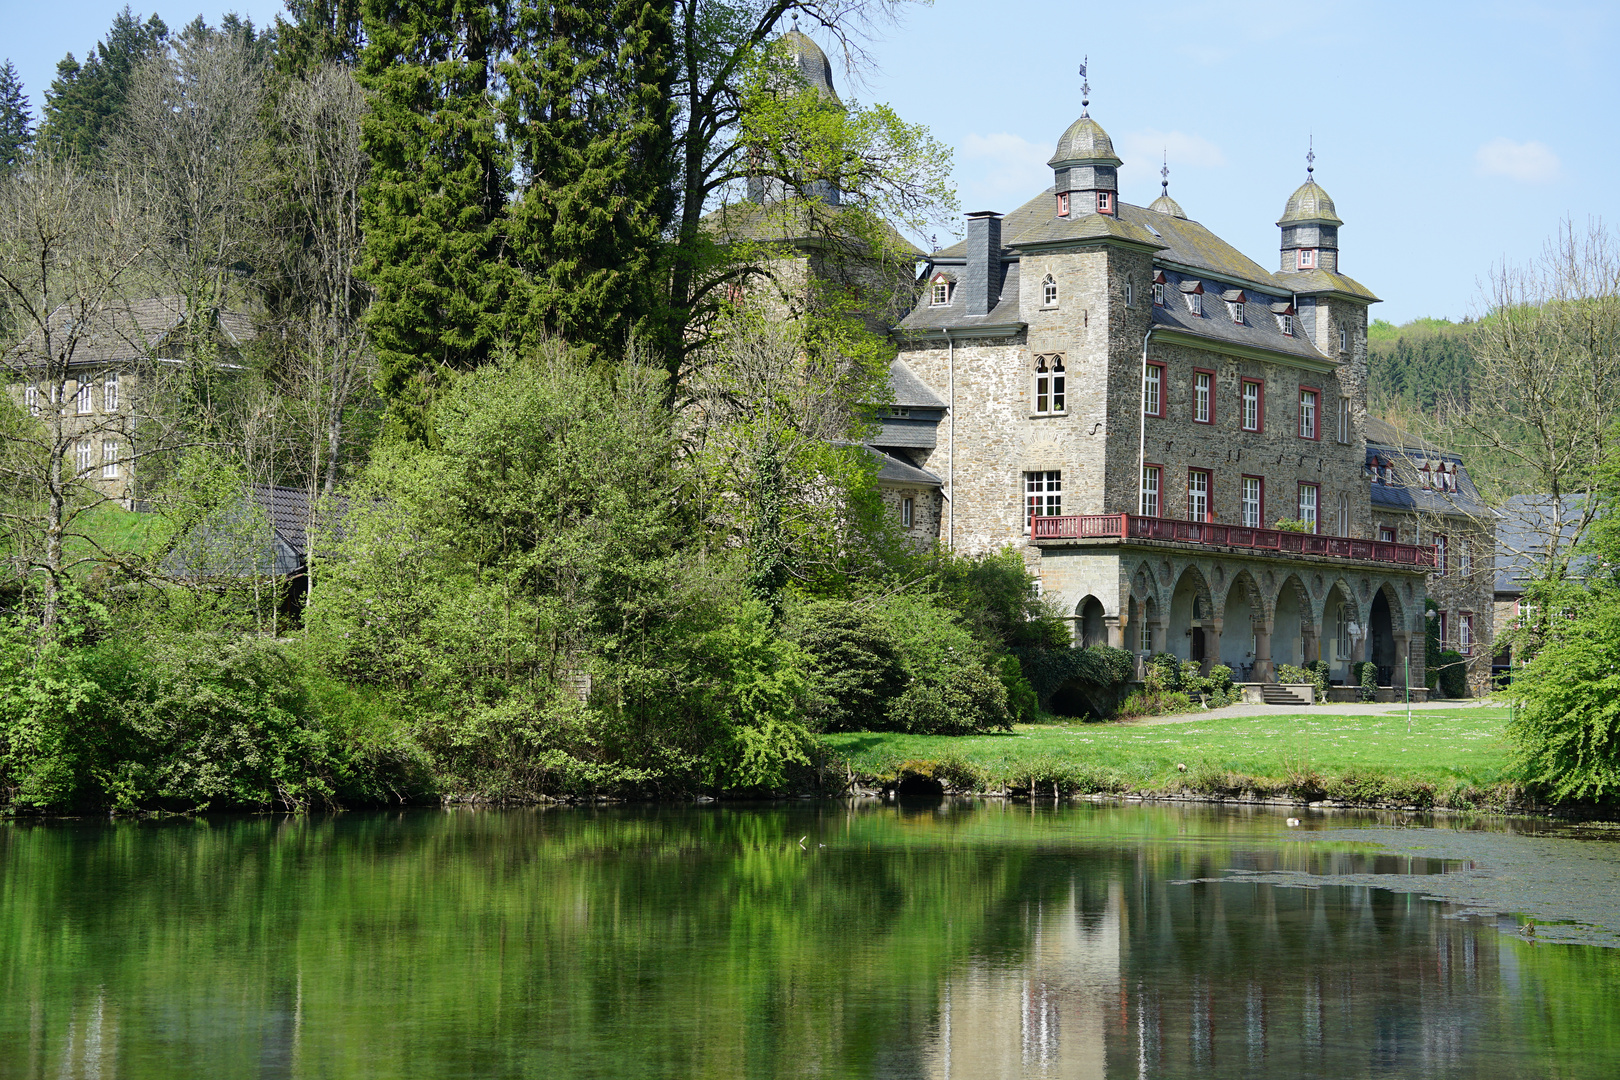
[928,881,1121,1079]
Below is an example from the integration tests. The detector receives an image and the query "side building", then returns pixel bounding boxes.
[889,104,1448,693]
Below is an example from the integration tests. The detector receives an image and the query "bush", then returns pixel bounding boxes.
[1116,689,1194,719]
[875,595,1010,734]
[997,654,1040,724]
[1506,596,1620,800]
[791,600,906,732]
[1014,644,1135,718]
[1436,650,1469,699]
[1355,660,1378,702]
[1276,663,1326,704]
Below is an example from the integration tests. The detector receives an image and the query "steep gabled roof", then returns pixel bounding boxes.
[5,297,258,368]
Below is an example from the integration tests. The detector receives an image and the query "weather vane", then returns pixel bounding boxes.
[1079,56,1090,117]
[1161,151,1169,197]
[1306,136,1315,182]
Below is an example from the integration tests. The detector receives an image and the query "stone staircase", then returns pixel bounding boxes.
[1261,683,1313,707]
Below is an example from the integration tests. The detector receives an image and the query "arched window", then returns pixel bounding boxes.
[1125,279,1135,307]
[1042,274,1058,307]
[1033,353,1065,415]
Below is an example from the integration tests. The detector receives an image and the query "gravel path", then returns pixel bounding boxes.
[1124,697,1502,726]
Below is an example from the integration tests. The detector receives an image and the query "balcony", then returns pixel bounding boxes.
[1030,513,1437,569]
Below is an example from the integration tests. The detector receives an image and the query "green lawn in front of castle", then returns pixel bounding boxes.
[821,706,1516,807]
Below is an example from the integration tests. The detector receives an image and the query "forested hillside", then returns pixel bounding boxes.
[1367,316,1477,417]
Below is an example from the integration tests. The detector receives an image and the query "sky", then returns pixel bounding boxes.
[5,0,1618,324]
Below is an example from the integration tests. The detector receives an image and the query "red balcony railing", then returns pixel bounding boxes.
[1030,513,1437,568]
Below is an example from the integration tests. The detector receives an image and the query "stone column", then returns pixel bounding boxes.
[1201,618,1223,677]
[1150,617,1167,656]
[1104,615,1123,649]
[1301,628,1319,665]
[1253,619,1275,682]
[1394,632,1411,688]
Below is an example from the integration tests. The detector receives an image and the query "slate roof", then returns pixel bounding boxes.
[888,359,946,408]
[1278,179,1343,226]
[1364,418,1490,518]
[5,297,258,368]
[1276,267,1379,302]
[1049,116,1120,166]
[866,446,942,487]
[896,261,1022,333]
[1494,495,1592,594]
[1152,269,1331,365]
[778,29,841,104]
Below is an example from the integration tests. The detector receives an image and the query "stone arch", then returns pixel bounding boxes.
[1321,578,1359,683]
[1365,580,1411,687]
[1166,563,1214,663]
[1217,567,1267,676]
[1272,572,1315,668]
[1076,595,1107,648]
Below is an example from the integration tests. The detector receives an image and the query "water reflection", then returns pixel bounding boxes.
[1,802,1617,1079]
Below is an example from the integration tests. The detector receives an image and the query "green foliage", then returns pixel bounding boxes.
[997,654,1040,724]
[921,546,1069,649]
[1271,517,1312,533]
[38,8,170,160]
[1367,316,1477,415]
[1276,662,1326,704]
[0,60,31,170]
[1507,594,1620,800]
[1425,598,1443,689]
[1012,644,1135,715]
[1436,650,1468,698]
[877,594,1010,735]
[790,600,905,732]
[1356,660,1379,702]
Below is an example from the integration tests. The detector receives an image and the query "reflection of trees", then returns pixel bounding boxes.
[1,805,1617,1078]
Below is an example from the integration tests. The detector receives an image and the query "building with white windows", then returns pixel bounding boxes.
[875,98,1486,694]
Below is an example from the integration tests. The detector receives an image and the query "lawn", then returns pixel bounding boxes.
[821,706,1520,809]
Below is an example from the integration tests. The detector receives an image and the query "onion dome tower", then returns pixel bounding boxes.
[1277,145,1342,273]
[749,16,844,206]
[1048,59,1122,219]
[1148,156,1187,219]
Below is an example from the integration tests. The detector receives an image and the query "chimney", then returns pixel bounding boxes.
[963,211,1003,316]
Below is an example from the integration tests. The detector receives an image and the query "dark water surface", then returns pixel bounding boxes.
[3,802,1619,1079]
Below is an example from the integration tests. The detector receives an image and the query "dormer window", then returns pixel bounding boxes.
[1228,302,1243,324]
[1297,248,1317,270]
[1056,192,1070,217]
[1042,274,1058,307]
[1277,314,1294,336]
[1188,292,1202,316]
[930,278,950,306]
[1096,191,1112,214]
[1152,281,1165,305]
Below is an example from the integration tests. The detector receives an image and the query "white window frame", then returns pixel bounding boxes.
[1299,389,1318,439]
[1336,603,1352,658]
[75,438,93,475]
[1125,280,1134,307]
[1193,371,1211,423]
[1152,281,1165,305]
[1298,484,1318,533]
[1339,328,1349,353]
[1337,397,1350,443]
[1143,364,1162,417]
[1460,612,1475,655]
[1297,248,1317,270]
[1277,313,1294,336]
[1241,476,1262,529]
[25,385,39,416]
[1187,469,1209,522]
[1241,380,1261,432]
[1024,471,1062,533]
[1460,538,1472,574]
[931,280,950,306]
[1056,192,1070,217]
[104,371,119,412]
[1096,191,1112,213]
[1336,492,1349,537]
[1140,465,1161,517]
[1436,534,1449,573]
[1033,354,1065,415]
[1042,274,1058,307]
[1229,300,1243,324]
[901,497,913,528]
[75,380,93,415]
[101,439,119,479]
[1187,292,1202,316]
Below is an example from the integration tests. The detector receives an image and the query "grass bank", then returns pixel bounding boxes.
[822,706,1529,811]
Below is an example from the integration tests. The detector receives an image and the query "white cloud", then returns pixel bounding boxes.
[1474,137,1562,184]
[958,132,1053,210]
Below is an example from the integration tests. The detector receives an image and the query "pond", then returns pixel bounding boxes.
[3,801,1619,1079]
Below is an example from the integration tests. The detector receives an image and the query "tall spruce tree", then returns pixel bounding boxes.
[0,61,31,170]
[358,0,511,439]
[276,0,367,75]
[38,7,169,160]
[500,0,676,356]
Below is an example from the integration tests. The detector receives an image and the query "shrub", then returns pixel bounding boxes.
[876,595,1010,734]
[997,654,1040,724]
[1355,660,1379,702]
[1276,663,1326,704]
[1436,650,1469,699]
[1012,643,1135,718]
[791,601,906,732]
[1506,596,1620,800]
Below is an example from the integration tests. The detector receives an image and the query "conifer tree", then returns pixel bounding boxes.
[0,61,31,171]
[38,7,169,161]
[276,0,367,76]
[500,0,676,356]
[357,0,511,439]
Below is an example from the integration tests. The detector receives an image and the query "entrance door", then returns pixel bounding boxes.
[1191,628,1205,663]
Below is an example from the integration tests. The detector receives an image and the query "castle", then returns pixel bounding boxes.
[864,90,1494,694]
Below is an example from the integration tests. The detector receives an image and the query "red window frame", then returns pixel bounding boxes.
[1144,362,1166,418]
[1192,368,1216,424]
[1298,385,1320,440]
[1297,482,1320,533]
[1379,525,1396,543]
[1187,468,1212,522]
[1240,378,1264,432]
[1056,192,1069,217]
[1096,191,1112,214]
[1240,474,1265,529]
[1297,248,1317,269]
[1140,462,1163,517]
